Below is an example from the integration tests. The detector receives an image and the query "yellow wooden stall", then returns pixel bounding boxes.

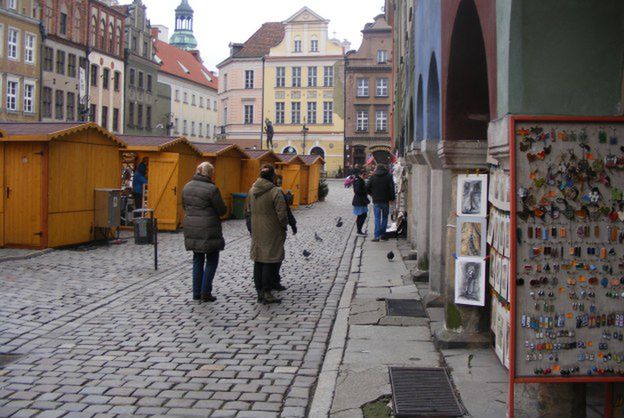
[276,154,307,208]
[0,122,126,249]
[299,155,325,204]
[241,150,283,193]
[0,142,4,247]
[119,135,201,231]
[194,143,249,218]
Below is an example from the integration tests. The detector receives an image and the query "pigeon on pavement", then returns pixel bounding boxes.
[336,217,343,228]
[387,251,395,261]
[303,249,311,258]
[314,232,323,242]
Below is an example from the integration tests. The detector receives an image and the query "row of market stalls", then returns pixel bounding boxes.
[0,122,324,249]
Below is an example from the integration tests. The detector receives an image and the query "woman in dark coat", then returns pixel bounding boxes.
[182,162,227,302]
[352,167,370,236]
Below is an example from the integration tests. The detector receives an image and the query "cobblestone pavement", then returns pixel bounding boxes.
[0,181,356,417]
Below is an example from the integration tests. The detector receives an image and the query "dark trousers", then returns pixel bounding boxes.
[356,213,367,233]
[133,192,143,209]
[192,252,219,297]
[253,262,280,293]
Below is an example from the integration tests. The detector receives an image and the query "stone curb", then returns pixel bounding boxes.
[308,226,363,417]
[0,248,54,264]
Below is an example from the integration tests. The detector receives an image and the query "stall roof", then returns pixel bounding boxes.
[192,142,249,158]
[244,149,283,162]
[0,122,126,147]
[299,155,325,165]
[277,154,307,164]
[119,135,201,154]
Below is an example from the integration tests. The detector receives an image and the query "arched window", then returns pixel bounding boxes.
[310,146,325,159]
[90,16,97,47]
[100,19,106,49]
[283,146,297,155]
[108,23,114,53]
[115,26,122,56]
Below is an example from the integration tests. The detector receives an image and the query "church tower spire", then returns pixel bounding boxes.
[169,0,198,50]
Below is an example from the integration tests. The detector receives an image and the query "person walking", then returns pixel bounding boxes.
[352,167,370,236]
[132,159,148,209]
[248,164,288,304]
[366,163,395,241]
[182,162,227,302]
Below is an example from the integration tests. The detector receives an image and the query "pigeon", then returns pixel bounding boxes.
[302,249,311,258]
[336,217,343,228]
[387,251,395,261]
[314,232,323,242]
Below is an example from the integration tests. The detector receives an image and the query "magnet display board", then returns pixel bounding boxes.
[509,116,624,416]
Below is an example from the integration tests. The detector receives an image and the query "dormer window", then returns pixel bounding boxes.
[177,61,190,74]
[294,39,301,53]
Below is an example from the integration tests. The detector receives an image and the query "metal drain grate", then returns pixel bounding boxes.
[386,299,426,317]
[0,354,21,368]
[389,367,464,417]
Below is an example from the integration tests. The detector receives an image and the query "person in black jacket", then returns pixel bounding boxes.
[351,167,370,236]
[366,163,396,241]
[182,162,228,302]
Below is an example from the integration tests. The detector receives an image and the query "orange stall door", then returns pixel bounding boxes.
[146,153,179,230]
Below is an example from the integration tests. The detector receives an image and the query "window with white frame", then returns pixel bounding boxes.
[323,66,333,87]
[357,78,369,97]
[199,96,204,108]
[7,80,18,111]
[25,33,35,64]
[275,102,285,124]
[245,70,254,89]
[191,121,195,136]
[8,0,16,9]
[294,39,301,52]
[307,66,317,87]
[291,102,300,124]
[206,124,211,137]
[323,101,333,124]
[376,110,388,132]
[183,119,188,135]
[276,67,285,87]
[199,122,203,137]
[377,50,388,64]
[213,100,217,110]
[292,67,301,88]
[376,78,388,96]
[307,102,317,124]
[310,39,318,52]
[223,107,228,124]
[23,83,34,113]
[8,28,19,60]
[244,104,254,125]
[356,110,368,131]
[0,24,4,57]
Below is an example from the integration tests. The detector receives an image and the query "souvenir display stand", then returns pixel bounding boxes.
[509,116,624,417]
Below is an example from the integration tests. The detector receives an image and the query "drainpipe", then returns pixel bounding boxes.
[260,56,265,150]
[38,20,45,122]
[342,55,347,173]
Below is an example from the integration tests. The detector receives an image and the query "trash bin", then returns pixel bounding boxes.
[133,209,154,245]
[231,193,248,220]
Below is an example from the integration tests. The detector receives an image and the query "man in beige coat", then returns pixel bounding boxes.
[248,164,289,304]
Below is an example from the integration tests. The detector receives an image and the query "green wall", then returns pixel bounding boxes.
[498,0,624,116]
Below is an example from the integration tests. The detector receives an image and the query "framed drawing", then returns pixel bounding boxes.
[457,174,488,217]
[454,258,486,306]
[456,217,487,258]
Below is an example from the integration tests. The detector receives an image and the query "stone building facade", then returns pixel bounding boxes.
[86,0,124,133]
[38,0,88,123]
[344,14,393,170]
[217,22,284,149]
[0,0,41,122]
[114,0,158,136]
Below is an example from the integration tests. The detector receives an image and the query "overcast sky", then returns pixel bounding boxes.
[141,0,385,72]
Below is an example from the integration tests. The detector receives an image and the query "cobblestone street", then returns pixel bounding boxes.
[0,181,356,418]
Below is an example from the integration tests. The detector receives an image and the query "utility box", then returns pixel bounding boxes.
[94,189,122,228]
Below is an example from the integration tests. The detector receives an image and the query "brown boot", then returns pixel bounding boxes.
[262,290,281,304]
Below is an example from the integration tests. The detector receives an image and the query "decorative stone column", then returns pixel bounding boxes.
[435,140,491,348]
[405,142,431,269]
[422,139,451,307]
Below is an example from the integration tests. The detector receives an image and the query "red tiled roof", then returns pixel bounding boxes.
[119,135,200,154]
[233,22,285,58]
[244,149,282,161]
[153,39,218,90]
[192,142,248,158]
[0,122,84,136]
[277,154,306,164]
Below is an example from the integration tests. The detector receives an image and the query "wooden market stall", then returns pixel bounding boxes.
[119,135,201,231]
[276,154,307,208]
[0,122,127,249]
[299,155,325,205]
[241,149,283,193]
[193,143,249,218]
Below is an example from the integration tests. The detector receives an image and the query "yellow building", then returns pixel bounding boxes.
[263,7,347,176]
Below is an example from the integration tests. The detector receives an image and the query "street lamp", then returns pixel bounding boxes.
[302,118,309,155]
